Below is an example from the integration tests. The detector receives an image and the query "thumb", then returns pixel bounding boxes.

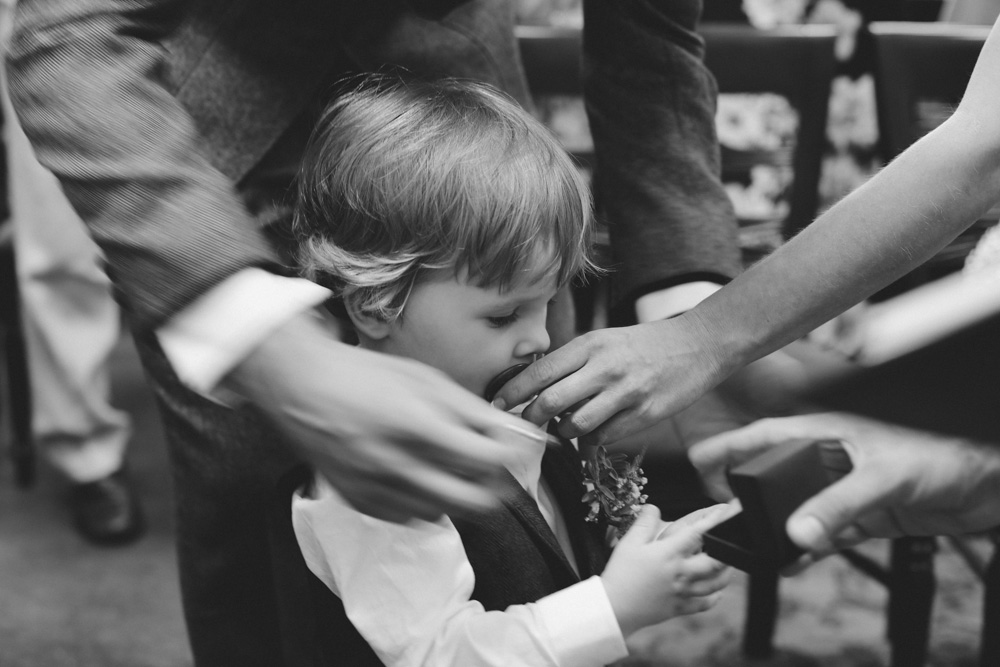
[786,469,886,554]
[619,505,662,544]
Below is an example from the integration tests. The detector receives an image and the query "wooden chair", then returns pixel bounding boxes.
[516,25,604,332]
[700,23,838,241]
[0,103,34,488]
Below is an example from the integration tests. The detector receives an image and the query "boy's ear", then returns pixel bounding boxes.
[344,300,392,341]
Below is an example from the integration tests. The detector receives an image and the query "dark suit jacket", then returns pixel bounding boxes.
[9,0,741,334]
[7,0,528,332]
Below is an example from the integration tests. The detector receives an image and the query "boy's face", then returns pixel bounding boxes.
[374,268,557,398]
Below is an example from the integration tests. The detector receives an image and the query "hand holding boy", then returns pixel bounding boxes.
[229,312,525,523]
[600,504,731,638]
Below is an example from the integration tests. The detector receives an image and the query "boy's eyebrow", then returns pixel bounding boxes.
[485,285,560,310]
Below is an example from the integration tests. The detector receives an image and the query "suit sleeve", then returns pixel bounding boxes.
[6,0,282,333]
[583,0,742,326]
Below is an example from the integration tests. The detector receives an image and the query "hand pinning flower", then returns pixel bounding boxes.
[582,446,648,541]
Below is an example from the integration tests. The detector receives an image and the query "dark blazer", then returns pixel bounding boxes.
[8,0,529,332]
[10,0,741,333]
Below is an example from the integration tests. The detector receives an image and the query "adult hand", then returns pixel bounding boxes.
[493,311,805,447]
[229,311,531,523]
[688,413,1000,559]
[493,315,729,445]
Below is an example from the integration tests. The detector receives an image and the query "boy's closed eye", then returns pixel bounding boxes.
[486,296,558,329]
[487,310,520,328]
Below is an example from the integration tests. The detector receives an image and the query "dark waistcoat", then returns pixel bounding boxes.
[293,436,610,666]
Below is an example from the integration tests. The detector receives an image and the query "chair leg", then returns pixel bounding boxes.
[980,541,1000,667]
[742,569,780,659]
[0,240,34,487]
[887,537,937,667]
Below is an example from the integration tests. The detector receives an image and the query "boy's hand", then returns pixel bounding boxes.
[601,505,731,638]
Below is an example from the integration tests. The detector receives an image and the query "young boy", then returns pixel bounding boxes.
[291,75,729,667]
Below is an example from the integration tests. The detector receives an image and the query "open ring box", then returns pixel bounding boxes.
[703,438,852,573]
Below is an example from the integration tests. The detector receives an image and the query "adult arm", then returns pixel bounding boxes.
[689,413,1000,557]
[7,0,520,522]
[498,14,1000,445]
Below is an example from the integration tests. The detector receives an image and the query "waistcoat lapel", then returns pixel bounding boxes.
[498,470,580,583]
[542,438,609,580]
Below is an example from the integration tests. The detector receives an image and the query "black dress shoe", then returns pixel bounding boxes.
[71,467,146,546]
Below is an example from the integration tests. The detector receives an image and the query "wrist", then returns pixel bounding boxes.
[225,309,345,405]
[599,576,643,638]
[673,307,745,389]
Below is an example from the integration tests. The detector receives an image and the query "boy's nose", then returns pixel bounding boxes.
[514,320,550,360]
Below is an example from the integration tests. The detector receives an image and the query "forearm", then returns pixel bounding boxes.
[7,0,280,332]
[688,112,1000,377]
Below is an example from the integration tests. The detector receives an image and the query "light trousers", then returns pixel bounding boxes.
[2,7,130,483]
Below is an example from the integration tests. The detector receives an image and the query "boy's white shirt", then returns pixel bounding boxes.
[291,436,628,667]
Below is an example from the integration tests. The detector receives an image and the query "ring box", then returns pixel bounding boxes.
[703,439,851,572]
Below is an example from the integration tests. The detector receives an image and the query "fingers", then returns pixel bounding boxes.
[661,503,733,537]
[786,466,890,554]
[687,418,795,474]
[655,524,703,557]
[619,505,663,544]
[317,445,501,523]
[317,466,450,523]
[492,339,589,414]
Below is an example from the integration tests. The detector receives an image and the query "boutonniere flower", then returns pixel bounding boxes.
[582,446,648,541]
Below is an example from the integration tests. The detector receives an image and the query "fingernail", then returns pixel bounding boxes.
[788,515,828,551]
[491,397,507,411]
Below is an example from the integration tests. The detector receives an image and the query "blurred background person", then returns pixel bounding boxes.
[1,0,143,546]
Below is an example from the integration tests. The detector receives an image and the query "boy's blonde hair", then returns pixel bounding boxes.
[293,74,597,322]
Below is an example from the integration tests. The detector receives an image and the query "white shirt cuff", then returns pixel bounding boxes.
[536,575,628,666]
[634,281,723,323]
[156,268,331,396]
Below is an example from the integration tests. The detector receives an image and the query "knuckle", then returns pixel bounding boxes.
[531,359,560,386]
[567,410,596,435]
[534,389,562,415]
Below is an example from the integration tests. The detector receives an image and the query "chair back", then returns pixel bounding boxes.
[869,21,991,159]
[517,23,838,242]
[869,21,996,295]
[700,23,837,240]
